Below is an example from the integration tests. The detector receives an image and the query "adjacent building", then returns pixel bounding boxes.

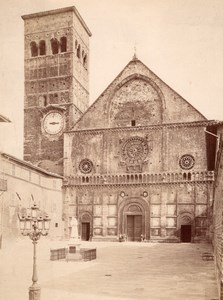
[0,152,63,244]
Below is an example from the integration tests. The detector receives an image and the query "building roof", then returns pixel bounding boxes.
[1,152,63,179]
[21,6,92,36]
[66,119,223,134]
[69,57,216,132]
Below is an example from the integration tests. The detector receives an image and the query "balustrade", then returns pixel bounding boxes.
[66,170,214,186]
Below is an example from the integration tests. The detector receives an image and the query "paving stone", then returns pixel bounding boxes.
[0,239,219,299]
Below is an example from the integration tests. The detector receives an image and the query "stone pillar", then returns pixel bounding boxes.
[160,191,167,238]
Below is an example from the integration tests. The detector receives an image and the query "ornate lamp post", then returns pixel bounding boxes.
[18,202,50,300]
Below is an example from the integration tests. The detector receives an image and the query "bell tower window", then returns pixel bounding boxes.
[39,40,46,55]
[60,37,67,53]
[51,38,59,54]
[30,41,38,57]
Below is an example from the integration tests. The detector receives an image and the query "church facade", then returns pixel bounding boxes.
[22,6,219,243]
[63,57,217,242]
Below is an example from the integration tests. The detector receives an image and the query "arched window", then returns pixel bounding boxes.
[60,37,67,53]
[51,38,59,54]
[39,40,46,55]
[30,41,38,57]
[77,44,80,58]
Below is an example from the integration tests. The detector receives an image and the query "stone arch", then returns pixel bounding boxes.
[107,74,166,127]
[178,213,193,226]
[118,197,150,240]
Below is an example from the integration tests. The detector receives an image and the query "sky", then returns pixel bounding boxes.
[0,0,223,158]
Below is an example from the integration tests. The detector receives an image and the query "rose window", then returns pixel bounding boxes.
[122,137,148,164]
[179,154,195,170]
[79,159,93,174]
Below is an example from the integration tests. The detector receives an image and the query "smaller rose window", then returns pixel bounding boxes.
[179,154,195,170]
[79,159,93,174]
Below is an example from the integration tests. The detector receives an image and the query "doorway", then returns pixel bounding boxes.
[127,215,142,241]
[181,225,192,242]
[81,222,90,241]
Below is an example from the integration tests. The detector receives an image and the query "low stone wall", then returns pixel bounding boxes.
[50,247,96,261]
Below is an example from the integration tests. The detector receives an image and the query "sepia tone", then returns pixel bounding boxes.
[1,3,223,300]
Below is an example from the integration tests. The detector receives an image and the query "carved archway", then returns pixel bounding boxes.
[79,212,92,241]
[118,198,150,240]
[177,212,194,242]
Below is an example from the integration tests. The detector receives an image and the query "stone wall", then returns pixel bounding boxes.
[0,153,63,244]
[63,180,212,241]
[213,127,223,299]
[63,122,213,241]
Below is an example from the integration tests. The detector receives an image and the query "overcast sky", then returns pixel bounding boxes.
[0,0,223,158]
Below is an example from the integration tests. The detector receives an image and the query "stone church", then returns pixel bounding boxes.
[22,6,220,243]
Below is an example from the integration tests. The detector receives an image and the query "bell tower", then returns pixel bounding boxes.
[22,6,91,175]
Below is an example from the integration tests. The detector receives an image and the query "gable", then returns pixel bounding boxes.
[72,58,206,131]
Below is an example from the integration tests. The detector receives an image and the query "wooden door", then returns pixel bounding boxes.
[127,215,142,241]
[181,225,191,242]
[134,215,142,241]
[81,222,90,241]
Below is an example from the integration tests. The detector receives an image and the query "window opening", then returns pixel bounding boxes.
[39,40,46,55]
[77,45,81,58]
[44,95,47,106]
[131,120,136,126]
[83,55,87,68]
[30,41,38,57]
[60,36,67,52]
[51,38,59,54]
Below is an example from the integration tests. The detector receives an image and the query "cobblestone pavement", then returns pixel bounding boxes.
[0,238,219,300]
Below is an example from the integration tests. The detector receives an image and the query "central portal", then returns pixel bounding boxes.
[127,215,142,241]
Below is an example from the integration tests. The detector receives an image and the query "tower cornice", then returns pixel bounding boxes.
[21,6,92,37]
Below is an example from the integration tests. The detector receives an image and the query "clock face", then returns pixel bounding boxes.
[43,112,64,135]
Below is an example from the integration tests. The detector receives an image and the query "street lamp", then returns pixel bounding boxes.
[18,202,50,300]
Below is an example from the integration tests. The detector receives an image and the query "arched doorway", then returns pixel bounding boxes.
[80,212,92,241]
[178,213,193,243]
[118,198,149,241]
[126,205,143,241]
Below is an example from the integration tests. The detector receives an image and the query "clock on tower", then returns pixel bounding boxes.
[43,112,65,136]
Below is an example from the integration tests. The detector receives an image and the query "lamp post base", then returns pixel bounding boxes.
[29,285,41,300]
